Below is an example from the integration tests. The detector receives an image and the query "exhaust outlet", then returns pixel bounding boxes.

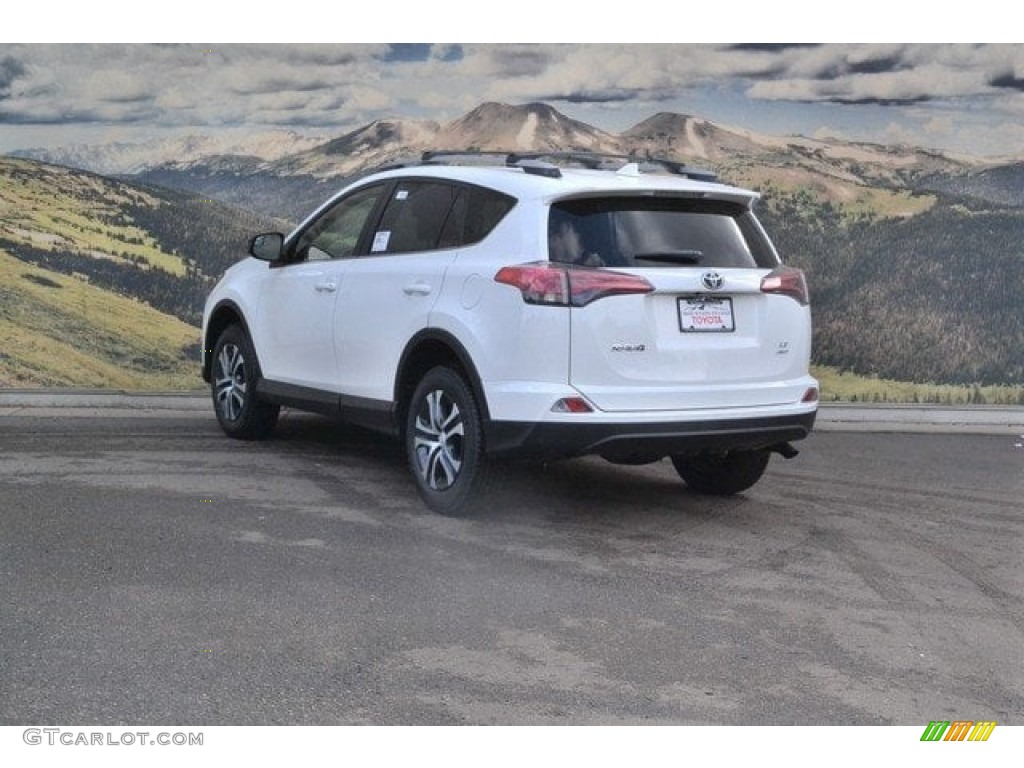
[772,442,800,459]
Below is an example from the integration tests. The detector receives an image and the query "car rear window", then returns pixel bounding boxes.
[548,197,778,269]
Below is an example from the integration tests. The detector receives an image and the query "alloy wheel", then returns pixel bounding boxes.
[214,342,247,422]
[412,389,465,491]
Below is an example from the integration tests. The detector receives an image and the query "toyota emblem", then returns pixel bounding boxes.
[701,271,724,291]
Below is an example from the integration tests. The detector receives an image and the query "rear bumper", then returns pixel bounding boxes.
[485,410,817,460]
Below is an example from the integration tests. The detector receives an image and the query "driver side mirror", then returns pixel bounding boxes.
[249,232,285,262]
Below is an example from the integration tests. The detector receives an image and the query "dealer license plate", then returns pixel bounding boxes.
[678,297,735,332]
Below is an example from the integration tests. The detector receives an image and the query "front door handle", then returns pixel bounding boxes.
[315,281,338,293]
[403,282,433,296]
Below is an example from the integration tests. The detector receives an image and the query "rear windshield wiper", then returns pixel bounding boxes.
[633,250,703,264]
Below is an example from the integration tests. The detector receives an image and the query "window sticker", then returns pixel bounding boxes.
[395,189,409,201]
[371,231,391,253]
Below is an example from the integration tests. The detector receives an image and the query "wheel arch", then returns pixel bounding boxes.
[394,329,490,438]
[203,300,252,383]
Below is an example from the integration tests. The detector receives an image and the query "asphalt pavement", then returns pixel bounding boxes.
[0,399,1021,724]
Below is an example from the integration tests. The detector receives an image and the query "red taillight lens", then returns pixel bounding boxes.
[760,267,809,306]
[802,387,819,403]
[566,268,654,306]
[494,264,568,305]
[494,263,653,307]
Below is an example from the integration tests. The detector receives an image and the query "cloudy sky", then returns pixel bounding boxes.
[2,42,1024,158]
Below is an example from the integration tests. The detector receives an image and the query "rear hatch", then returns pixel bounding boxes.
[549,195,812,412]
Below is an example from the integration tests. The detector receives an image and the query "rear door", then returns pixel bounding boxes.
[551,196,812,412]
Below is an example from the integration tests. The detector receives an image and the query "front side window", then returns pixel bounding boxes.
[295,184,385,261]
[548,197,778,269]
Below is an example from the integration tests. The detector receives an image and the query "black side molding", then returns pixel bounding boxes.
[256,380,397,435]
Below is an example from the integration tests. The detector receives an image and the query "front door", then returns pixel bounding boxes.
[253,183,387,391]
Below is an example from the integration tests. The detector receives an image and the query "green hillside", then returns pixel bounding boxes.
[0,157,271,389]
[0,152,1021,400]
[0,158,187,275]
[755,187,1024,389]
[0,250,198,388]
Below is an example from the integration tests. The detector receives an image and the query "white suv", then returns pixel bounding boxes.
[201,152,818,514]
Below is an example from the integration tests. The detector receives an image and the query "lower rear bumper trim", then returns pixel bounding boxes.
[485,411,817,460]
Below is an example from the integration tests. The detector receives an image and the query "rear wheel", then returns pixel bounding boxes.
[405,366,490,515]
[670,449,770,495]
[211,324,279,439]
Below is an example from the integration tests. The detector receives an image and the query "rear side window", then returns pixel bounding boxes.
[372,181,457,254]
[438,184,516,248]
[548,197,778,269]
[367,181,515,254]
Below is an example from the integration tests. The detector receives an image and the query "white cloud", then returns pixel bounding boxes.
[344,85,393,113]
[2,43,1024,157]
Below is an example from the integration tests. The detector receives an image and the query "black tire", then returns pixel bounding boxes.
[670,449,771,495]
[405,366,491,515]
[210,324,279,440]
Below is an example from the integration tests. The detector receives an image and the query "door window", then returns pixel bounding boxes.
[370,182,456,255]
[295,184,385,261]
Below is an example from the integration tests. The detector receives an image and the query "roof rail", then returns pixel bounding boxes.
[507,151,625,170]
[368,150,717,182]
[637,155,719,183]
[509,151,718,182]
[421,150,508,165]
[421,150,561,178]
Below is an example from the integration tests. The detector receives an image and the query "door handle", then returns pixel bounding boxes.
[403,282,433,296]
[314,281,338,293]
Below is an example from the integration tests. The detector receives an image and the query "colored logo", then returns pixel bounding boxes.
[920,721,996,742]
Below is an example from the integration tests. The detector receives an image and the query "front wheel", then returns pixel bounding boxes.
[210,324,279,440]
[405,367,491,516]
[670,449,771,495]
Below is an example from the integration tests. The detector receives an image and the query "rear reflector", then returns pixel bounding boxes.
[551,397,594,413]
[495,263,654,307]
[802,387,819,403]
[761,266,809,306]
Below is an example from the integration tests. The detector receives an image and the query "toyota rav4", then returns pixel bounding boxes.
[201,151,818,514]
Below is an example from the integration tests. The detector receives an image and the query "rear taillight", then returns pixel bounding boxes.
[760,266,809,306]
[494,263,568,305]
[494,263,654,307]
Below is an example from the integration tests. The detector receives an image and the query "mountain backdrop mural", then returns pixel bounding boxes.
[3,101,1023,400]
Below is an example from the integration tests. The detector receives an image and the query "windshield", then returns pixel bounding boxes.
[548,197,779,269]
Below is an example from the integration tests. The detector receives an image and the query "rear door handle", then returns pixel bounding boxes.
[403,282,433,296]
[315,281,338,293]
